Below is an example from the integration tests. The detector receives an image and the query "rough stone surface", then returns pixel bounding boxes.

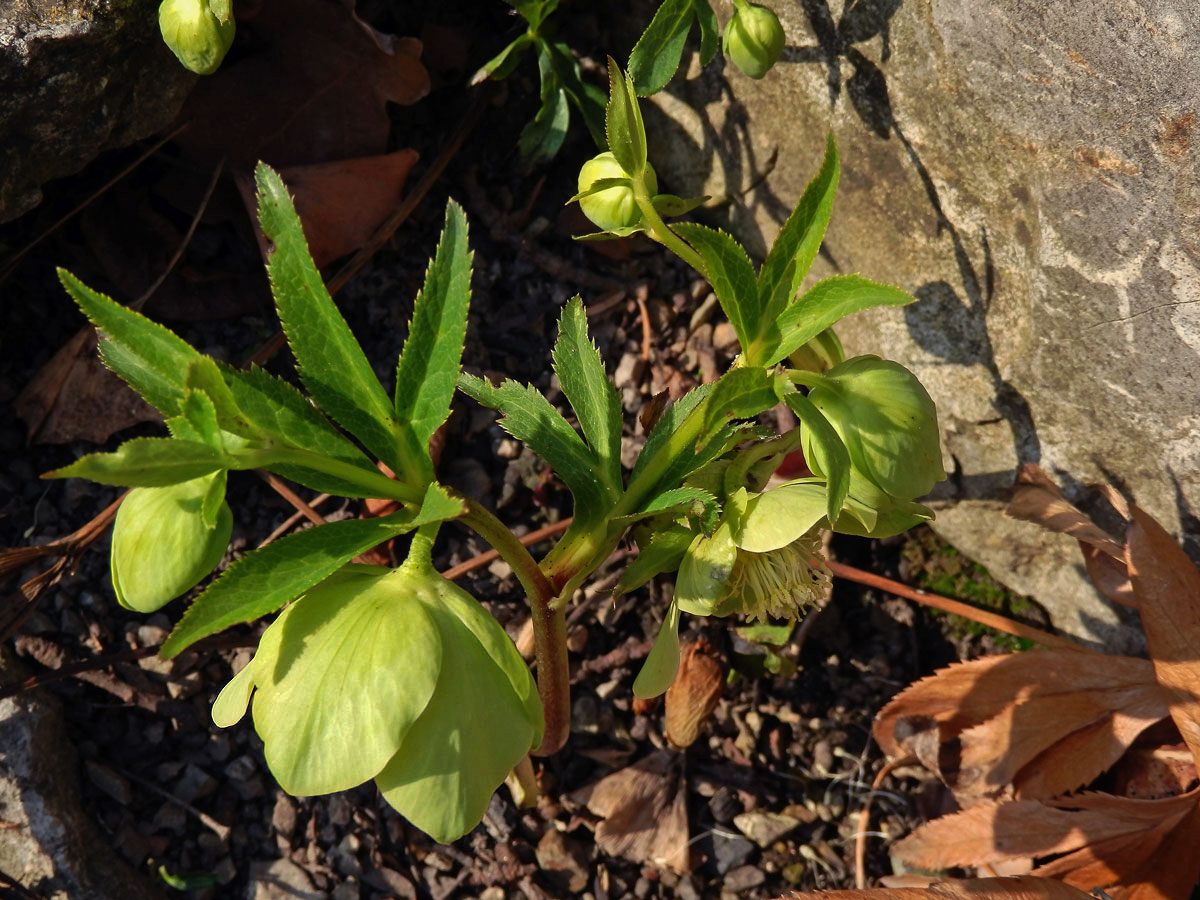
[0,0,195,223]
[0,654,164,900]
[642,0,1199,650]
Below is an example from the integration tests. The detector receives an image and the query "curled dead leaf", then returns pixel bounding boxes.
[665,639,723,748]
[768,875,1098,900]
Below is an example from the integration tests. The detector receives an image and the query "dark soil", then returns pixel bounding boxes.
[0,5,1014,898]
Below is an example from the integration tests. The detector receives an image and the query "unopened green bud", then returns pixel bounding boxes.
[158,0,235,76]
[802,355,945,501]
[576,152,658,232]
[724,0,785,80]
[111,474,232,612]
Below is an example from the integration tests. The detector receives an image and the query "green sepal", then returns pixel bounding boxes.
[632,599,681,699]
[674,500,740,615]
[604,58,648,177]
[777,382,850,523]
[46,438,226,487]
[736,480,827,553]
[566,176,635,207]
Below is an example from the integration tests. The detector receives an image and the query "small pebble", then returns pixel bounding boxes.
[723,865,766,892]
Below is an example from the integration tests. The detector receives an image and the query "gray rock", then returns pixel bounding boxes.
[0,0,194,222]
[248,857,327,900]
[640,0,1200,650]
[733,810,803,848]
[722,864,766,892]
[0,653,164,900]
[710,832,756,875]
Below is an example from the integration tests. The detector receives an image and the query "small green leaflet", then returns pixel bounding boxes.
[542,40,607,148]
[698,367,779,445]
[551,297,623,495]
[58,269,199,417]
[604,59,647,177]
[629,0,719,96]
[769,275,915,366]
[609,486,719,535]
[671,223,759,350]
[471,32,533,84]
[632,599,682,699]
[184,356,256,439]
[255,164,419,483]
[519,47,570,159]
[458,373,611,521]
[757,132,840,326]
[394,200,473,453]
[778,385,850,523]
[160,484,463,657]
[47,437,226,487]
[631,383,711,483]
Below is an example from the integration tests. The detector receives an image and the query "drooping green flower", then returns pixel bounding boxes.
[158,0,235,75]
[723,0,786,80]
[576,151,658,231]
[801,355,945,502]
[110,473,231,613]
[212,544,542,844]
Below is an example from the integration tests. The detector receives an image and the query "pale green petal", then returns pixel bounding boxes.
[632,599,681,699]
[253,567,442,796]
[211,655,256,727]
[375,602,537,844]
[736,481,827,553]
[674,524,737,615]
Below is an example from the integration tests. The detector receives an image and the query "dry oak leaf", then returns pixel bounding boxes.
[771,875,1098,900]
[874,650,1169,802]
[665,639,723,749]
[575,750,690,873]
[1005,463,1133,607]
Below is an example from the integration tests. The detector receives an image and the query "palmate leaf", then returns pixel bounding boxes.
[458,373,611,521]
[57,269,199,416]
[47,437,226,487]
[769,275,915,366]
[551,297,623,494]
[672,222,760,350]
[255,164,422,483]
[394,200,473,451]
[160,483,464,657]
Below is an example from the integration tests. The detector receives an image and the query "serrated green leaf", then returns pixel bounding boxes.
[605,58,647,176]
[394,201,472,454]
[181,389,222,450]
[615,528,693,595]
[58,269,198,416]
[160,514,413,658]
[628,0,693,96]
[471,32,533,84]
[779,387,850,523]
[757,132,840,325]
[458,373,609,521]
[552,297,622,495]
[672,223,759,350]
[769,275,915,366]
[255,164,416,481]
[611,486,719,533]
[699,367,778,444]
[219,364,379,497]
[47,438,225,487]
[631,383,710,482]
[693,0,719,63]
[632,599,682,699]
[184,356,256,438]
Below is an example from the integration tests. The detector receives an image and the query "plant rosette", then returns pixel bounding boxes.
[110,473,232,613]
[212,538,543,843]
[723,0,785,79]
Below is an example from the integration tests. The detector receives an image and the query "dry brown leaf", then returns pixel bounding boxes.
[579,750,690,873]
[1005,464,1134,607]
[14,327,160,444]
[174,0,429,168]
[1125,505,1200,763]
[769,875,1097,900]
[1111,743,1199,800]
[665,639,723,748]
[893,789,1199,870]
[875,651,1168,800]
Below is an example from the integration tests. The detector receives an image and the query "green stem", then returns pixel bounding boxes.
[632,181,709,276]
[235,448,424,504]
[458,496,569,756]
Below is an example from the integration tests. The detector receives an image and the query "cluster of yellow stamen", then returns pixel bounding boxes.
[724,529,830,621]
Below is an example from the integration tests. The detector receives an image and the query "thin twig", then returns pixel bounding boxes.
[258,494,333,547]
[256,471,327,527]
[0,125,187,285]
[826,560,1096,653]
[854,754,915,888]
[636,292,653,361]
[114,764,231,841]
[441,517,573,580]
[133,158,225,311]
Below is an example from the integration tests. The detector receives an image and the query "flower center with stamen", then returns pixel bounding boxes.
[725,530,830,621]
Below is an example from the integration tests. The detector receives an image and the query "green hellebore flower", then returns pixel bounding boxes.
[801,355,945,502]
[576,151,658,232]
[212,553,543,844]
[110,473,231,613]
[723,0,785,80]
[158,0,235,76]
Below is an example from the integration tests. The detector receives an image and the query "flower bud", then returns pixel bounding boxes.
[802,355,945,501]
[576,151,658,232]
[724,1,785,80]
[158,0,235,76]
[111,474,232,613]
